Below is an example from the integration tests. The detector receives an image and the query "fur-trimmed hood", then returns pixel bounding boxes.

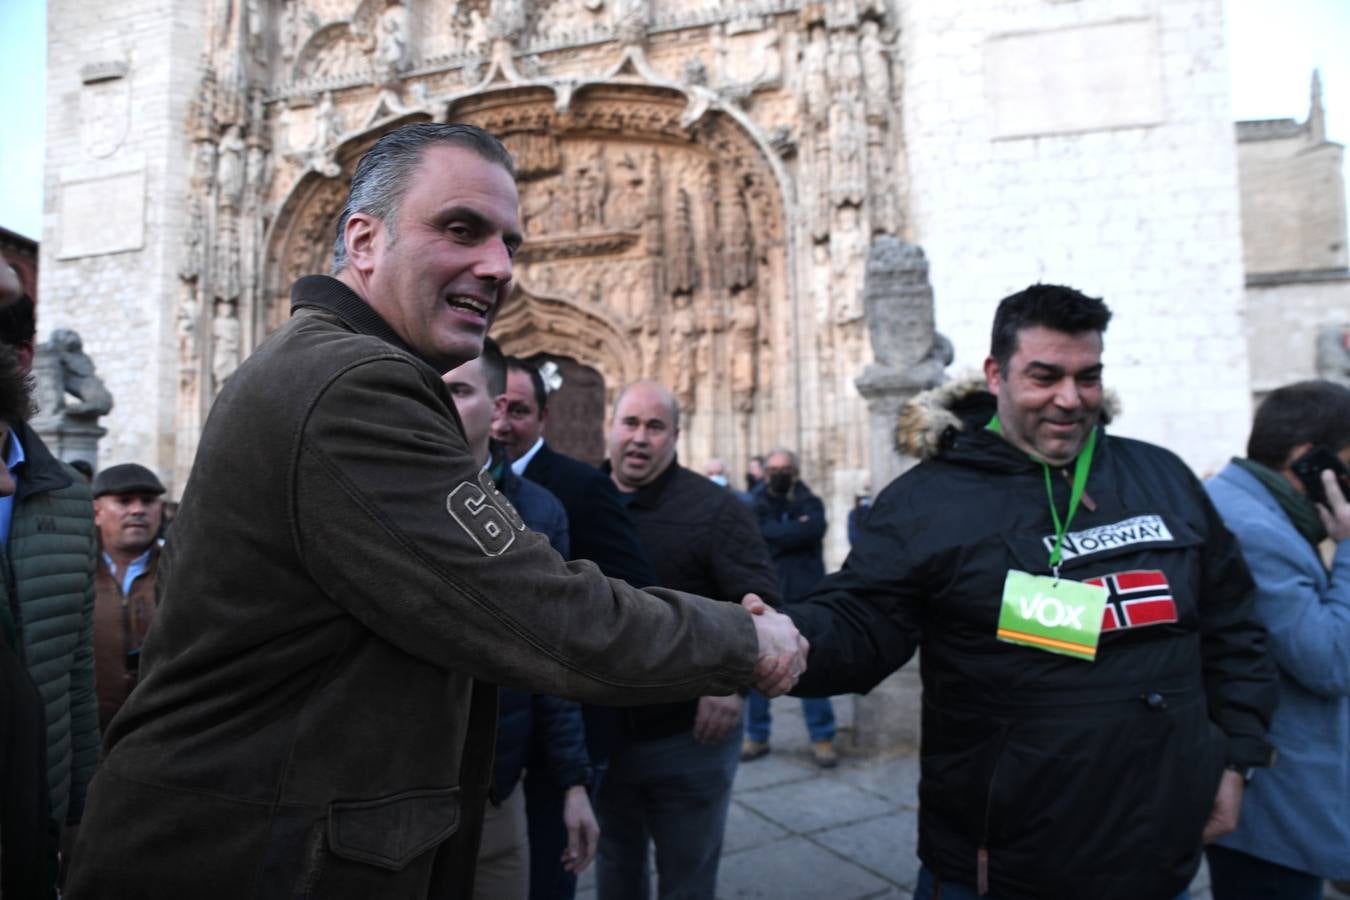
[896,373,1121,461]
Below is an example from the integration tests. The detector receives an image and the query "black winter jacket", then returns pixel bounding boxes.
[602,459,781,739]
[789,380,1276,900]
[751,480,827,601]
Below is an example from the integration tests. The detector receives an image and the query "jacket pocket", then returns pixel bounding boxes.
[327,786,461,870]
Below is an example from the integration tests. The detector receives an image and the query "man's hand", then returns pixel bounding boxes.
[560,784,599,875]
[744,595,808,697]
[1317,469,1350,542]
[693,694,744,745]
[1201,769,1245,843]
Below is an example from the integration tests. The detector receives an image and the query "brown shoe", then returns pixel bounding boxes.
[811,740,838,769]
[741,739,770,762]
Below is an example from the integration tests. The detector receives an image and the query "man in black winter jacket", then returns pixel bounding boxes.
[786,284,1277,900]
[596,380,781,900]
[743,448,839,768]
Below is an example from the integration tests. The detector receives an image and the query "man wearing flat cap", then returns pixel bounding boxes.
[92,464,166,729]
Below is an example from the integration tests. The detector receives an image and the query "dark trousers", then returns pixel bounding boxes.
[1205,845,1324,900]
[913,866,1190,900]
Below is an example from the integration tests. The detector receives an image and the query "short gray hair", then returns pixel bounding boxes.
[331,123,516,273]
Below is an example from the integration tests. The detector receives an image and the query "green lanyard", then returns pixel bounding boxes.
[988,416,1098,577]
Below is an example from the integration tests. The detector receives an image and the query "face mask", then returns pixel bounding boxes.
[709,474,728,488]
[768,473,793,495]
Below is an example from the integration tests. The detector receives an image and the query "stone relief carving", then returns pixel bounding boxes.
[572,150,609,231]
[212,299,242,392]
[605,152,647,232]
[217,125,248,211]
[214,216,242,303]
[723,187,755,292]
[668,188,697,296]
[180,195,206,283]
[376,0,410,78]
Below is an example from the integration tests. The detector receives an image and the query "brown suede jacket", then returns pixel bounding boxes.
[66,276,758,900]
[92,541,160,730]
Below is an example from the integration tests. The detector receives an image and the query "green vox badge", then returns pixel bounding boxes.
[997,570,1108,661]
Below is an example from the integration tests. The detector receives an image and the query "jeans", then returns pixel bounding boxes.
[746,690,836,743]
[1205,845,1325,900]
[912,866,1190,900]
[594,720,742,900]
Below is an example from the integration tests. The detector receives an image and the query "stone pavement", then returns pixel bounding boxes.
[576,695,1349,900]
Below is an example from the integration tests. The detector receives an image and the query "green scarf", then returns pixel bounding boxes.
[1232,457,1327,549]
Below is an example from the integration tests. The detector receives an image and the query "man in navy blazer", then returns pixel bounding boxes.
[493,355,657,900]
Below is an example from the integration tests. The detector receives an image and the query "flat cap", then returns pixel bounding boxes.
[92,463,166,498]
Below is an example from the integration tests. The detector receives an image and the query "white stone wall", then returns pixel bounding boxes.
[39,0,206,489]
[1245,276,1350,394]
[899,0,1253,475]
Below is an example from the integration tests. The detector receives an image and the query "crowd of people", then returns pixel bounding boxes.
[0,122,1346,900]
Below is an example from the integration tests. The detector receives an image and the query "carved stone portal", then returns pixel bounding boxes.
[266,84,788,471]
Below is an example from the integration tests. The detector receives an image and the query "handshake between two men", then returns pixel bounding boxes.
[742,593,809,697]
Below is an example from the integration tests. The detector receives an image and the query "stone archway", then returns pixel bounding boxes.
[260,80,789,479]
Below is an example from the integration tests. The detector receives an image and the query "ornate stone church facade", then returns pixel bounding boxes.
[42,0,1266,564]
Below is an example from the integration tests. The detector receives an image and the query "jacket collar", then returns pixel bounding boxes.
[290,275,434,369]
[599,454,682,509]
[12,420,74,502]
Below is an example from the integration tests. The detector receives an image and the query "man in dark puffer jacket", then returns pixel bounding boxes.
[787,285,1276,900]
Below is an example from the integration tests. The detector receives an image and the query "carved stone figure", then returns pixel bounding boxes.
[212,299,242,391]
[314,91,342,152]
[377,1,409,77]
[489,0,527,41]
[723,189,755,291]
[180,195,206,282]
[613,0,650,43]
[828,33,866,208]
[859,20,891,121]
[573,153,608,232]
[730,299,758,411]
[217,125,247,210]
[245,143,269,212]
[1316,325,1350,386]
[43,330,115,425]
[605,153,646,231]
[279,0,301,63]
[668,188,697,295]
[177,285,200,373]
[800,25,829,128]
[862,236,940,371]
[214,216,242,303]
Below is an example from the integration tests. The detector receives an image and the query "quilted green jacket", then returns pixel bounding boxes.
[4,421,99,825]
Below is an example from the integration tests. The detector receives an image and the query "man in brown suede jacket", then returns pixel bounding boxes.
[66,124,806,900]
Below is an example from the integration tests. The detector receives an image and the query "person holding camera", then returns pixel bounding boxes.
[1204,379,1350,899]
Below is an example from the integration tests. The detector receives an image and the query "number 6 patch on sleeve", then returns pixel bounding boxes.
[446,471,526,557]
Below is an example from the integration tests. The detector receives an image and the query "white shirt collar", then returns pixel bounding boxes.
[510,437,546,476]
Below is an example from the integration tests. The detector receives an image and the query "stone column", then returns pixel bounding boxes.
[847,237,949,754]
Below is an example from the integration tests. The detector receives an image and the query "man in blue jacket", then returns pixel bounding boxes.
[1204,380,1350,900]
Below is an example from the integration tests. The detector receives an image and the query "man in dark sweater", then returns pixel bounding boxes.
[597,380,781,900]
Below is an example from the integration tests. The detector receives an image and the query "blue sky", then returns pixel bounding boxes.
[1,2,1347,243]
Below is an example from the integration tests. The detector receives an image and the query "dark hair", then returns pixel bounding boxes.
[990,284,1112,373]
[480,338,506,398]
[0,343,35,424]
[1248,380,1350,468]
[0,294,37,347]
[504,356,547,411]
[331,123,516,273]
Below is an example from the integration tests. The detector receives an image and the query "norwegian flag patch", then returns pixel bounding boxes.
[1083,569,1178,632]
